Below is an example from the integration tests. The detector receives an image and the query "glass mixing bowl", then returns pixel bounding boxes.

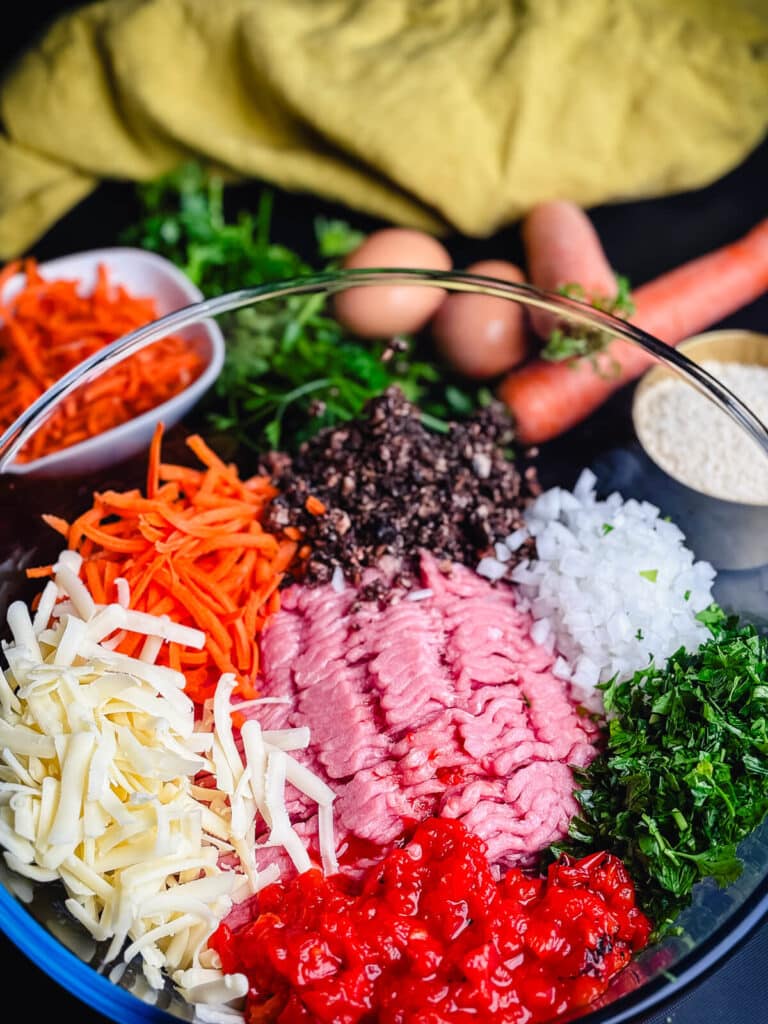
[0,269,767,1024]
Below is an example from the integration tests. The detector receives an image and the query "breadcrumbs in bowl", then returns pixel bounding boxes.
[632,330,768,507]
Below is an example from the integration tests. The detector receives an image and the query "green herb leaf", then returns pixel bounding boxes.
[540,272,635,368]
[548,613,768,940]
[121,161,487,456]
[314,217,366,260]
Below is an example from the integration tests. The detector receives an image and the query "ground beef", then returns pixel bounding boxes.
[261,385,538,588]
[251,551,601,876]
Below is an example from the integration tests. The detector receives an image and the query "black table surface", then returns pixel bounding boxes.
[2,8,768,1023]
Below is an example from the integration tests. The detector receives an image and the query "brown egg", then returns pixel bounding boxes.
[334,228,452,337]
[431,259,530,379]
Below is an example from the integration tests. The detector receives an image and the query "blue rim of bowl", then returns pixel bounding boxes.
[0,878,180,1023]
[1,268,767,1024]
[589,854,768,1023]
[2,850,767,1024]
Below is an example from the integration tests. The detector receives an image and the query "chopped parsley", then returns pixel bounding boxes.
[550,608,768,939]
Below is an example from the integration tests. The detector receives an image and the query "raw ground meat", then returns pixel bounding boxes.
[251,551,601,876]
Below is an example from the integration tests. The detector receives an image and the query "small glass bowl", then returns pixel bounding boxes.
[1,269,767,1024]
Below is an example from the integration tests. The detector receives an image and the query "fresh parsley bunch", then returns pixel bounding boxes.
[121,162,483,454]
[552,607,768,939]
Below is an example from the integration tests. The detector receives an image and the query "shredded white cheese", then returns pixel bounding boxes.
[0,550,339,1014]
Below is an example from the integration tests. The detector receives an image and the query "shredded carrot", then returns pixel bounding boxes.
[25,565,55,579]
[304,495,327,516]
[41,514,70,538]
[29,426,302,706]
[0,259,206,462]
[146,420,164,500]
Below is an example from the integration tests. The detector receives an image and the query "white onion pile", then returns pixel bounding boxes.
[479,469,716,705]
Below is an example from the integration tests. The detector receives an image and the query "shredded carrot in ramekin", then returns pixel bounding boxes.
[0,259,205,462]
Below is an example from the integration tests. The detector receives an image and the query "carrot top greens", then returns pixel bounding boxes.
[551,606,768,939]
[540,274,635,368]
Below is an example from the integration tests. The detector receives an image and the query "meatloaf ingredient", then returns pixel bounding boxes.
[34,425,300,707]
[209,817,652,1024]
[497,216,768,445]
[633,360,768,504]
[334,227,452,337]
[124,163,463,454]
[431,259,531,378]
[0,258,205,462]
[0,548,340,1004]
[263,385,537,587]
[496,469,715,703]
[252,550,600,873]
[554,608,768,939]
[521,200,625,347]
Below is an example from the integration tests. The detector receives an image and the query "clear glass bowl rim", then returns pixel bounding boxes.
[1,266,768,1024]
[1,267,768,470]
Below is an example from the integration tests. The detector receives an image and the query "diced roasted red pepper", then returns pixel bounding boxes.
[207,818,652,1024]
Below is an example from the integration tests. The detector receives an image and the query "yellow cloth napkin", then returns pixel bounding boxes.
[1,0,767,259]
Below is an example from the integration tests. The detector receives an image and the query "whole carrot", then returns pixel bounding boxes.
[499,217,768,445]
[522,200,619,340]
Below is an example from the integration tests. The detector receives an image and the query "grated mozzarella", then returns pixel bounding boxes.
[0,549,339,1016]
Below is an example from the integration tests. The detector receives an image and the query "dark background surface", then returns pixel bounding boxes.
[1,5,768,1024]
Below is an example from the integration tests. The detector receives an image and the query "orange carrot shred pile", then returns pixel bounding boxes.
[30,423,304,706]
[0,258,206,462]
